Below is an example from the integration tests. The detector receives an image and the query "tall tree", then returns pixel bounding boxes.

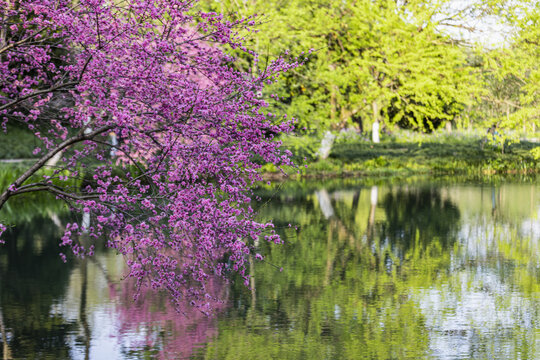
[479,1,539,134]
[0,0,297,311]
[201,0,481,134]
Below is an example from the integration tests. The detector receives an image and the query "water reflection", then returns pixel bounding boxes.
[0,216,75,359]
[207,182,538,359]
[0,180,538,359]
[0,213,218,359]
[114,275,226,359]
[381,187,460,249]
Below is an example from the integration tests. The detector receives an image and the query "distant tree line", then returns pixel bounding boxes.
[201,0,539,136]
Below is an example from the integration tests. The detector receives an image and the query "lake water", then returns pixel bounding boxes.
[0,179,538,359]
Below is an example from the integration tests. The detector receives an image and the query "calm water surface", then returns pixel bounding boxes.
[0,179,538,359]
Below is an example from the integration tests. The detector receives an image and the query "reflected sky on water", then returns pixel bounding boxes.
[0,179,538,359]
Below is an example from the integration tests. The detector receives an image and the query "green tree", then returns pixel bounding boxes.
[201,0,481,135]
[479,1,539,135]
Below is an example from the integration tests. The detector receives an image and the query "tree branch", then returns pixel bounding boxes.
[7,185,100,201]
[0,27,51,55]
[0,81,79,112]
[0,124,113,209]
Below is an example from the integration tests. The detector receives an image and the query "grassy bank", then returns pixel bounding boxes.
[263,131,539,179]
[2,127,538,179]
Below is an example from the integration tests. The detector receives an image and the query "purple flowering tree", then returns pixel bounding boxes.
[0,0,298,311]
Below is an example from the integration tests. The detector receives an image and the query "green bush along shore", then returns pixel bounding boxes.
[262,131,539,179]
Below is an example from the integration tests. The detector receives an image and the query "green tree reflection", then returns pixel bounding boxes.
[201,186,462,359]
[381,187,460,250]
[0,215,76,359]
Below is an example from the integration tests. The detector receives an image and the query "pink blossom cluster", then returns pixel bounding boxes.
[0,0,302,310]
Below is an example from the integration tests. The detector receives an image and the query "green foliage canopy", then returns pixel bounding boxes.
[201,0,482,132]
[479,1,540,133]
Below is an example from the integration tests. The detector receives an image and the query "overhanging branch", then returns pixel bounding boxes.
[0,124,114,209]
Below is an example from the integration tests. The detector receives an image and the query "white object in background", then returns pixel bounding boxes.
[82,212,90,233]
[318,131,336,160]
[110,132,118,157]
[370,186,378,206]
[372,121,380,143]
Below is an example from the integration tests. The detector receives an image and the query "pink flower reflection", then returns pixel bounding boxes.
[112,276,227,359]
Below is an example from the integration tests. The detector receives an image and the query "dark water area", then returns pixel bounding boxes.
[0,179,538,359]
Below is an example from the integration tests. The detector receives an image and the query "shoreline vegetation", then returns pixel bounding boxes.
[1,129,538,181]
[263,130,540,180]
